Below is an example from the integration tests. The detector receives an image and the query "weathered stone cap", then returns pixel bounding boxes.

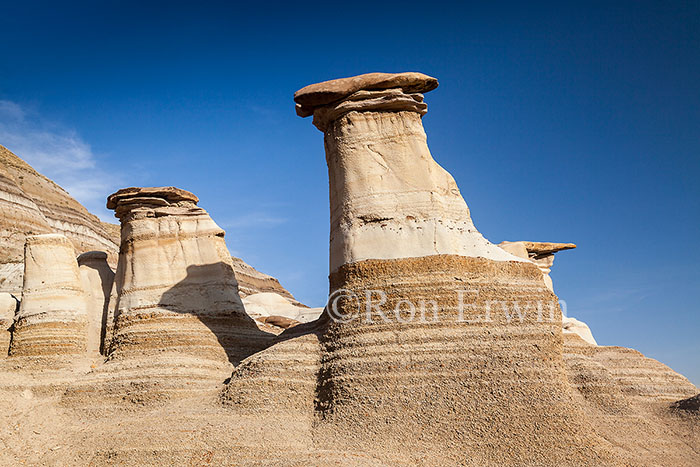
[106,186,199,209]
[294,72,438,117]
[500,241,576,256]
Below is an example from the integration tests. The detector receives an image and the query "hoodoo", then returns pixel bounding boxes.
[10,234,89,358]
[295,72,617,464]
[105,187,270,364]
[296,72,518,273]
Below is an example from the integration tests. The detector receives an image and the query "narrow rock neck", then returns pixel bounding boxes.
[322,109,518,274]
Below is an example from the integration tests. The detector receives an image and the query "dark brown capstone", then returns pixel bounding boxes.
[106,186,199,210]
[294,72,438,117]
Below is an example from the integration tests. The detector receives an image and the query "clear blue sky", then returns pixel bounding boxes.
[1,1,698,384]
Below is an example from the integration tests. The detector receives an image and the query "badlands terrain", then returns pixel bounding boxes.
[0,73,697,466]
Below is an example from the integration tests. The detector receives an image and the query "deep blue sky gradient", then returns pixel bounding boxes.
[1,1,698,383]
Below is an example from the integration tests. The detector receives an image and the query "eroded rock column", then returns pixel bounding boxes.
[296,73,616,464]
[106,187,269,364]
[296,72,516,273]
[10,234,89,357]
[77,251,115,355]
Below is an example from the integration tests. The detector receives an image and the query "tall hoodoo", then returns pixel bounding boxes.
[10,234,89,358]
[295,72,518,273]
[296,73,617,464]
[105,187,268,364]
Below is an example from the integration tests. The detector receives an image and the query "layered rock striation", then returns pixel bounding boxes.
[9,234,89,358]
[105,187,271,365]
[230,256,304,306]
[0,145,118,294]
[266,72,617,464]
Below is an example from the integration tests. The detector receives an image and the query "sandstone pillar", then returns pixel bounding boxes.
[105,187,269,364]
[10,234,88,357]
[77,251,115,355]
[295,73,616,464]
[296,73,517,273]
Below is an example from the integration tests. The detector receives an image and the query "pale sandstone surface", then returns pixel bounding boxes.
[563,316,598,345]
[77,251,115,355]
[0,292,18,357]
[0,263,23,293]
[9,234,89,358]
[104,186,272,363]
[0,145,118,294]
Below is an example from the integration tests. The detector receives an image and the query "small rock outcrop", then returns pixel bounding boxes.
[497,241,597,344]
[563,316,598,345]
[0,292,18,357]
[230,257,304,306]
[10,234,88,358]
[671,393,700,412]
[498,241,576,291]
[242,292,322,323]
[105,187,270,364]
[77,251,115,355]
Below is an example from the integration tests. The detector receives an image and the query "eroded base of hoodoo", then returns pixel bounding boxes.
[312,254,622,465]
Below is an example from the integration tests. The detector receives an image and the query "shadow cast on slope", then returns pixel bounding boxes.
[156,263,275,366]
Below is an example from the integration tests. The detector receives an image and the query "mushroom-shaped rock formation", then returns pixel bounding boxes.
[77,251,115,355]
[296,72,520,273]
[0,292,18,357]
[10,234,89,358]
[499,240,576,291]
[105,187,271,365]
[292,72,618,465]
